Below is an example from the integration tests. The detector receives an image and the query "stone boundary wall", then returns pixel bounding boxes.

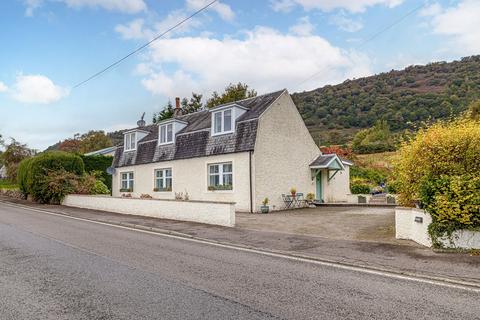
[63,195,235,227]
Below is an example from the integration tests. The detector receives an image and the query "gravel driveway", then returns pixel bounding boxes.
[236,206,399,244]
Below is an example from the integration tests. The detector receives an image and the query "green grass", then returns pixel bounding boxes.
[0,179,19,190]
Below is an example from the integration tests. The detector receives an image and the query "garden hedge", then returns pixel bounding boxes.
[80,155,113,190]
[17,151,84,203]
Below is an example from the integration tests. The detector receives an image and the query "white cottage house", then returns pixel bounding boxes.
[112,89,352,212]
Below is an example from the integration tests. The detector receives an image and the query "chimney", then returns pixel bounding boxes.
[173,97,183,117]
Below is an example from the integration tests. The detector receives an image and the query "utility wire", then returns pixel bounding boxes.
[295,1,428,89]
[73,0,219,89]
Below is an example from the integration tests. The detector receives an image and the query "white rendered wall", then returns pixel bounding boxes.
[112,152,252,212]
[395,207,480,249]
[63,194,235,227]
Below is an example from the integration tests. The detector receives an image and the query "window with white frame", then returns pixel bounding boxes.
[124,132,136,151]
[159,123,174,144]
[120,172,134,191]
[154,168,172,191]
[212,109,233,135]
[208,162,233,190]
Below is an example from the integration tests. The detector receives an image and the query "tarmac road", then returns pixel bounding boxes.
[0,202,478,319]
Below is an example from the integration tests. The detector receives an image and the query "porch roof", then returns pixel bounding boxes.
[309,154,346,170]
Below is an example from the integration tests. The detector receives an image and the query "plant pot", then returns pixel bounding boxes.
[358,195,367,204]
[260,205,269,214]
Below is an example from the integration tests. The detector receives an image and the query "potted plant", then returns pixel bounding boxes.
[306,192,315,204]
[290,187,297,198]
[358,195,367,204]
[260,198,269,213]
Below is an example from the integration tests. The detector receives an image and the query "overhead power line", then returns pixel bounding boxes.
[73,0,219,89]
[295,1,428,89]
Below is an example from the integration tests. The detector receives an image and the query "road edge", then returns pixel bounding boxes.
[1,199,480,292]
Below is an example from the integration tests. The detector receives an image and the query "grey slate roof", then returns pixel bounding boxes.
[309,154,336,167]
[113,90,285,168]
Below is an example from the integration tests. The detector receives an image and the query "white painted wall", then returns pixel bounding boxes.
[112,152,252,212]
[395,207,480,249]
[322,164,351,203]
[395,207,432,247]
[253,91,319,211]
[63,194,235,227]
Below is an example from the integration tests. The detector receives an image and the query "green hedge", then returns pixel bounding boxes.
[18,151,84,203]
[350,183,371,194]
[80,155,113,190]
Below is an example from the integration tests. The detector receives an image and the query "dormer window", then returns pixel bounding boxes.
[213,109,233,135]
[124,132,136,151]
[159,123,173,145]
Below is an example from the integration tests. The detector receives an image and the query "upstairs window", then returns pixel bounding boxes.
[159,123,173,145]
[120,172,134,192]
[213,109,233,135]
[124,132,136,151]
[154,168,172,191]
[208,162,233,190]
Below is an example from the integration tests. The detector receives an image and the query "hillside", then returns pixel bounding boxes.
[292,55,480,145]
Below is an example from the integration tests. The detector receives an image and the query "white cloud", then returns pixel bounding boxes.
[135,27,372,97]
[270,0,404,13]
[12,74,69,104]
[418,2,442,17]
[330,12,363,32]
[115,10,203,40]
[425,0,480,55]
[186,0,235,21]
[24,0,146,16]
[0,81,7,92]
[289,16,315,36]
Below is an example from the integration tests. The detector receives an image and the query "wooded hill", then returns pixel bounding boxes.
[292,55,480,145]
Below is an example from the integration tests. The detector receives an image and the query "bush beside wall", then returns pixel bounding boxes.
[80,155,113,190]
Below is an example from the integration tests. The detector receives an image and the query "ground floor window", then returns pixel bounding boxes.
[120,172,134,191]
[154,168,172,191]
[208,162,233,190]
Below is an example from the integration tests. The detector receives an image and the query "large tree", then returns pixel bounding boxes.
[206,83,257,108]
[78,131,113,154]
[1,138,35,181]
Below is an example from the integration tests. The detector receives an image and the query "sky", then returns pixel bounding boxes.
[0,0,478,150]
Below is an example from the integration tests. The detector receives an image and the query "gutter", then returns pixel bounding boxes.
[249,151,253,213]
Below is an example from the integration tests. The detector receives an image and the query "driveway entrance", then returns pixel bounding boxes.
[236,206,397,244]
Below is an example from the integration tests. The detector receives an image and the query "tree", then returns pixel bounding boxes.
[466,100,480,120]
[1,139,35,181]
[351,120,396,154]
[78,131,113,154]
[206,83,257,108]
[153,100,175,123]
[58,138,82,153]
[181,92,203,114]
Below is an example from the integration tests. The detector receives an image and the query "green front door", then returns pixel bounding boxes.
[316,171,323,202]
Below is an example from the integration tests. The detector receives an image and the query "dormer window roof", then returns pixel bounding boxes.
[123,128,149,152]
[209,103,249,136]
[157,118,188,146]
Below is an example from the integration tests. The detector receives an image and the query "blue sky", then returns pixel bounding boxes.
[0,0,478,150]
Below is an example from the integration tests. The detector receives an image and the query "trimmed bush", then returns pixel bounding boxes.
[80,155,113,190]
[20,151,84,203]
[91,180,110,195]
[350,178,371,194]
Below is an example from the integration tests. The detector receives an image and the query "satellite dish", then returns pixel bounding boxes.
[106,167,116,175]
[137,112,146,127]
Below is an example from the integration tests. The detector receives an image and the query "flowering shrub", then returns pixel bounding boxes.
[393,118,480,245]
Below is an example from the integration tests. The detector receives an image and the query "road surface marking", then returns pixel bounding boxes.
[1,200,479,293]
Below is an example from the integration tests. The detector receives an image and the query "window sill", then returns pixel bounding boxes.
[211,131,234,137]
[124,149,136,152]
[208,186,233,192]
[153,188,173,192]
[120,189,133,192]
[158,142,174,146]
